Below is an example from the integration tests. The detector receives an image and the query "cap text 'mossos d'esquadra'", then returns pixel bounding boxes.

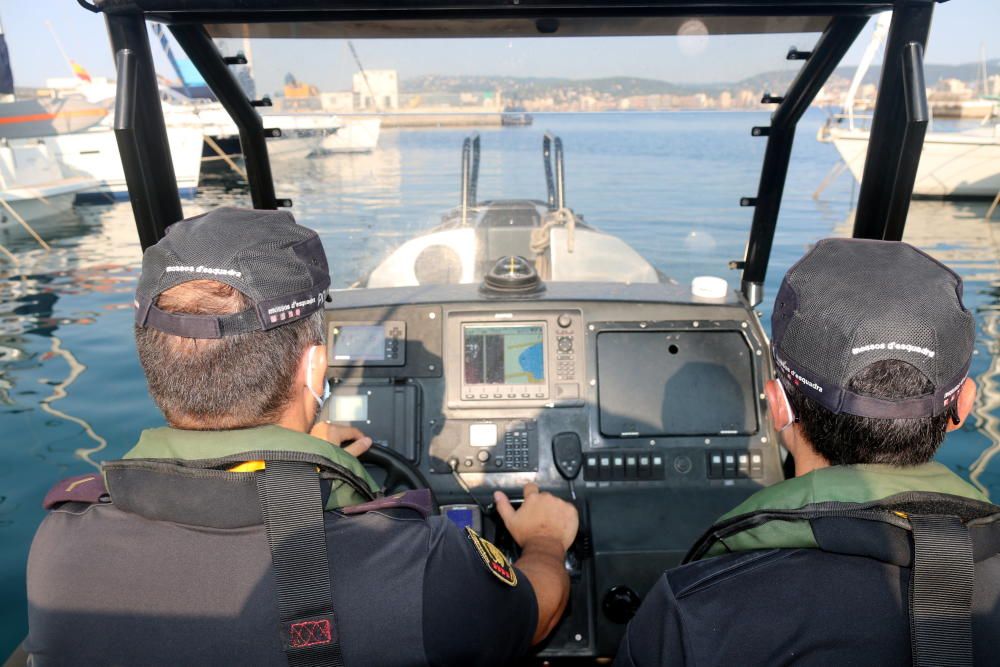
[851,342,935,359]
[165,265,243,278]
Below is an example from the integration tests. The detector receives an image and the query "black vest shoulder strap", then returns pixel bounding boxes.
[257,459,345,667]
[685,491,1000,667]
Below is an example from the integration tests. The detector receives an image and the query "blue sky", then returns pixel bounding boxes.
[2,0,996,94]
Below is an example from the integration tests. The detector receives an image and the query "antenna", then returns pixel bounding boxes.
[347,41,381,112]
[44,20,75,75]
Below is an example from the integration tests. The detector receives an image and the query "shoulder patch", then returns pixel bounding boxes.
[43,474,109,509]
[465,527,517,587]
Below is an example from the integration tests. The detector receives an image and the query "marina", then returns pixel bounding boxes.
[1,110,1000,654]
[2,0,1000,662]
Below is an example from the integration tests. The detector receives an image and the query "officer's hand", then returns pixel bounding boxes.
[493,483,579,551]
[310,423,373,458]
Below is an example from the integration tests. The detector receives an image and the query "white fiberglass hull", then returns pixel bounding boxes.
[824,126,1000,198]
[40,125,204,197]
[267,135,324,161]
[0,176,94,223]
[316,118,381,154]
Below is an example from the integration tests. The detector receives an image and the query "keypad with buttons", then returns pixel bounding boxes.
[503,429,533,470]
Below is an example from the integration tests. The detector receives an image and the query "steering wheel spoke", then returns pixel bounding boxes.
[359,444,439,514]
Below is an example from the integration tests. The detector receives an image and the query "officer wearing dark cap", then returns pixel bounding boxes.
[24,207,578,666]
[617,238,1000,666]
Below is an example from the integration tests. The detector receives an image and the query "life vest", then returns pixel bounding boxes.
[686,489,1000,667]
[34,450,433,667]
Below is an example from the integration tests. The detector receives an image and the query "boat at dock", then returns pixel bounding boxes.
[817,12,1000,199]
[0,139,94,228]
[819,119,1000,198]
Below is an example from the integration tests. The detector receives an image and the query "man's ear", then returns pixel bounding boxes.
[764,379,791,432]
[947,377,977,432]
[300,344,327,388]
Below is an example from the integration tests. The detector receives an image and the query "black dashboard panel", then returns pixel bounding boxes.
[320,284,783,659]
[596,329,758,437]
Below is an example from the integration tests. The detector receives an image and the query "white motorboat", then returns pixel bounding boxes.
[818,122,1000,198]
[41,123,205,199]
[0,141,94,225]
[817,12,1000,199]
[315,118,382,154]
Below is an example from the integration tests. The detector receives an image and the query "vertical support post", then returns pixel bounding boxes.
[460,136,471,225]
[543,134,556,210]
[469,133,480,208]
[169,24,277,211]
[883,41,929,241]
[554,136,565,209]
[106,11,183,250]
[852,1,934,240]
[740,16,867,305]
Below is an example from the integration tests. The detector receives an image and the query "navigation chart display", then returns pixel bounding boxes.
[463,324,546,388]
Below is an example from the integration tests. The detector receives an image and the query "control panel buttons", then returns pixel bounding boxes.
[707,449,765,479]
[557,314,573,329]
[557,336,574,353]
[584,450,666,482]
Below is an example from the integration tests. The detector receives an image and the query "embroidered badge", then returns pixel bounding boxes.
[465,527,517,586]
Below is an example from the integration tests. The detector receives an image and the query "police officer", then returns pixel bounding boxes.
[24,207,578,666]
[617,239,1000,666]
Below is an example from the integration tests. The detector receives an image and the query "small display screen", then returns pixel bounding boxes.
[445,506,476,530]
[464,325,545,385]
[469,423,498,447]
[331,395,368,422]
[333,325,386,361]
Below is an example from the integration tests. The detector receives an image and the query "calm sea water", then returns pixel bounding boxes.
[1,110,998,654]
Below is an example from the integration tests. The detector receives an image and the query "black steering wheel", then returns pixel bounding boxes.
[359,443,439,513]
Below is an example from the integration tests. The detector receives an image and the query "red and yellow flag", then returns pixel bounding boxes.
[70,60,91,83]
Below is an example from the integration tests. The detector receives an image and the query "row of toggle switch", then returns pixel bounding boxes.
[706,450,764,479]
[584,450,666,481]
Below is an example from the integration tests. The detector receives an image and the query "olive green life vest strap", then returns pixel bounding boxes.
[685,492,1000,667]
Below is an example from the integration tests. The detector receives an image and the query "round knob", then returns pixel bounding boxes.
[602,586,642,624]
[557,314,572,329]
[494,458,504,467]
[557,336,573,353]
[463,458,474,468]
[477,450,491,463]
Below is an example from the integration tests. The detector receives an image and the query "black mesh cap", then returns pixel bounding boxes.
[771,238,974,418]
[134,207,330,338]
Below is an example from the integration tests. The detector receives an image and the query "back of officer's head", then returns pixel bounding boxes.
[771,239,975,466]
[132,208,331,429]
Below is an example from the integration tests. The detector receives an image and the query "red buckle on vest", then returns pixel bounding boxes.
[289,619,332,648]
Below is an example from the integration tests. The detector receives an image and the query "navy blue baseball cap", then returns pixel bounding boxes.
[771,238,975,418]
[134,207,330,339]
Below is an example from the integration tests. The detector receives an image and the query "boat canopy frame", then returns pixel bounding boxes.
[85,0,945,304]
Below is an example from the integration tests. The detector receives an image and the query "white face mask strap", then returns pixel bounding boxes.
[776,380,797,433]
[306,346,325,408]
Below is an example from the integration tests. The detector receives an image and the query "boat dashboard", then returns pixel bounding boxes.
[322,281,783,658]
